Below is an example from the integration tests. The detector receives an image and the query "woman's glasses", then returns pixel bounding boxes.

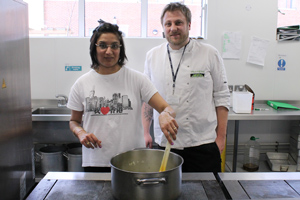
[95,43,122,50]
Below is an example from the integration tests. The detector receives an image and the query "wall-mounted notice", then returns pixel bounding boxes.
[277,54,287,71]
[65,65,82,71]
[247,36,269,66]
[222,31,242,59]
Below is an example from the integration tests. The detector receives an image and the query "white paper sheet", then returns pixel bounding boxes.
[247,36,269,66]
[222,31,242,59]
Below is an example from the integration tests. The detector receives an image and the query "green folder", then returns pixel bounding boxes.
[267,101,300,110]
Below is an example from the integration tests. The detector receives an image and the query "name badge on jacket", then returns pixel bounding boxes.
[190,71,205,78]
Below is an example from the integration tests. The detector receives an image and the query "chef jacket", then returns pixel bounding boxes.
[144,39,230,148]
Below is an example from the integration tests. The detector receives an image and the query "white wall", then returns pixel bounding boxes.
[206,0,300,100]
[29,38,164,99]
[30,0,300,100]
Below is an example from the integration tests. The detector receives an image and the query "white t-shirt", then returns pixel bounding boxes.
[67,66,157,167]
[144,39,230,148]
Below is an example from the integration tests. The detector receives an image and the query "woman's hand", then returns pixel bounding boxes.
[70,110,102,149]
[76,129,102,149]
[158,111,178,145]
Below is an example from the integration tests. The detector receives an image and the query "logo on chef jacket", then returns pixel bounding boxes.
[277,59,286,71]
[85,88,132,116]
[190,71,205,78]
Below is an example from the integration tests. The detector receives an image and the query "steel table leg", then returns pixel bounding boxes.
[232,120,239,172]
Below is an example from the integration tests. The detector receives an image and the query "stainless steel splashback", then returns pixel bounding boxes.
[0,0,35,199]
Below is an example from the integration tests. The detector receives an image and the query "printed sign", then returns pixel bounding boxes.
[277,54,287,71]
[277,59,286,70]
[65,66,82,71]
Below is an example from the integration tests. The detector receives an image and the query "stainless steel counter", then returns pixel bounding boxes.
[32,100,300,122]
[26,172,224,200]
[32,99,71,121]
[41,171,216,181]
[26,172,300,200]
[227,101,300,172]
[32,114,71,121]
[218,172,300,199]
[229,103,300,120]
[218,172,300,180]
[31,100,300,173]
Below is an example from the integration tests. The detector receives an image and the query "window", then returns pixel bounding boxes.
[147,0,205,38]
[85,0,141,37]
[24,0,207,38]
[278,0,300,27]
[25,0,79,36]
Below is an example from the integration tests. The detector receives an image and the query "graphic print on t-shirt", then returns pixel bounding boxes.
[85,86,133,116]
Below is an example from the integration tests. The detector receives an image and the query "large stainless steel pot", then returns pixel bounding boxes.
[37,145,67,174]
[110,149,183,200]
[63,147,84,172]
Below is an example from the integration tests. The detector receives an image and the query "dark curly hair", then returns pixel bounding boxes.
[90,21,127,69]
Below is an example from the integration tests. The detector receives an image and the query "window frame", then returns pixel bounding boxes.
[74,0,207,38]
[26,0,207,38]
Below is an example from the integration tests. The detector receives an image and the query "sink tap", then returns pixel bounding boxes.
[55,94,68,107]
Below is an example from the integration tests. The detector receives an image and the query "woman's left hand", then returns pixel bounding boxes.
[158,111,178,145]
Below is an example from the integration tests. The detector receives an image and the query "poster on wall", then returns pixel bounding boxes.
[247,36,269,66]
[222,31,242,59]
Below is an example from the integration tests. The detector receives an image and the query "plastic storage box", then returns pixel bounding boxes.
[232,91,253,113]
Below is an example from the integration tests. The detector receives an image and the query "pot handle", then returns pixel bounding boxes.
[136,178,166,185]
[63,152,69,160]
[35,152,42,159]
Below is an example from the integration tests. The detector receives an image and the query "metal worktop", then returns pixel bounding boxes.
[229,103,300,120]
[31,100,300,173]
[218,172,300,199]
[219,172,300,180]
[42,171,216,181]
[26,172,225,200]
[32,99,71,121]
[227,101,300,172]
[27,172,300,200]
[32,100,300,121]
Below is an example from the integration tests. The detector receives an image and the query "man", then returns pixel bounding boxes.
[142,2,230,173]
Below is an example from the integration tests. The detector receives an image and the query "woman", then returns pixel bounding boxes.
[67,21,178,172]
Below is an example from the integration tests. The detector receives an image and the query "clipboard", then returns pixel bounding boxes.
[267,101,300,110]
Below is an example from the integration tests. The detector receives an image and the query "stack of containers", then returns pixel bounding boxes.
[290,124,300,171]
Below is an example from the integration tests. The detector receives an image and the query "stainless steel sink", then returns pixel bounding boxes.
[32,107,71,114]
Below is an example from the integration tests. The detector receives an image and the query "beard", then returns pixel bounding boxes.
[167,32,189,49]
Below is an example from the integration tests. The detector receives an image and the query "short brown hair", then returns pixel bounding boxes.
[160,2,192,25]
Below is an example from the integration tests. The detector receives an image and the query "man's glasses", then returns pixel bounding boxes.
[95,43,122,50]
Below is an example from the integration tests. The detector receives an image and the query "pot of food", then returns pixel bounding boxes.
[36,145,67,174]
[63,147,84,172]
[110,149,183,200]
